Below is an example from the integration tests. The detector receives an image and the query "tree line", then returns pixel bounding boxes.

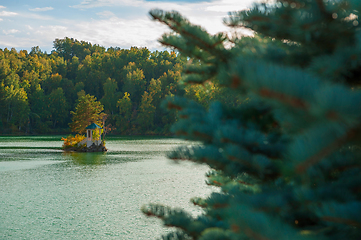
[0,37,240,135]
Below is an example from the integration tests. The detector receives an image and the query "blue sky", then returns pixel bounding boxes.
[0,0,255,53]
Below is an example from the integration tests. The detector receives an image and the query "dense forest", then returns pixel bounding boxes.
[0,37,240,135]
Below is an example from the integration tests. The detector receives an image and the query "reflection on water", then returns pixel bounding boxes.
[63,152,106,165]
[0,136,215,240]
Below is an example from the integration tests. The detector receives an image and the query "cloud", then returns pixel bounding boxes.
[3,29,20,35]
[206,4,244,13]
[96,10,116,18]
[81,17,168,49]
[72,0,116,8]
[72,0,181,9]
[65,0,253,49]
[71,0,257,33]
[0,11,18,17]
[28,16,169,51]
[0,36,45,51]
[23,13,54,21]
[0,6,6,9]
[29,7,54,12]
[0,0,257,52]
[71,0,254,11]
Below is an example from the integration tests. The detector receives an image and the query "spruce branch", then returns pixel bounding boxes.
[146,2,361,239]
[258,88,308,110]
[321,216,361,228]
[243,227,272,240]
[295,125,357,174]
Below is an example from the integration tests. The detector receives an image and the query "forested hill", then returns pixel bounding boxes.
[0,37,240,135]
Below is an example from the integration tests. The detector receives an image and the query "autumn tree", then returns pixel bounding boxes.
[69,91,106,134]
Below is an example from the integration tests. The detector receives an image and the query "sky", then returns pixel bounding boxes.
[0,0,257,53]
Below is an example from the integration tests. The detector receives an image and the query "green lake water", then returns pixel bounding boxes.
[0,136,214,239]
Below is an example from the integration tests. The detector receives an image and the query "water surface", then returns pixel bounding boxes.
[0,136,214,239]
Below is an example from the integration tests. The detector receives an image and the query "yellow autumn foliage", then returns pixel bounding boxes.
[61,134,85,148]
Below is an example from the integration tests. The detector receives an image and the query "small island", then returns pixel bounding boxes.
[62,123,107,152]
[62,92,107,152]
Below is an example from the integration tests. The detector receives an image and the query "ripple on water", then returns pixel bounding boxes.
[0,137,216,239]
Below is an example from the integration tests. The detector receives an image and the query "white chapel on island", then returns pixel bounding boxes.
[77,123,102,148]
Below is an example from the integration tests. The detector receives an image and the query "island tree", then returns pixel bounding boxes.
[69,91,106,134]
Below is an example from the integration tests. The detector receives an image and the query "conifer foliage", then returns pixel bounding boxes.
[143,1,361,239]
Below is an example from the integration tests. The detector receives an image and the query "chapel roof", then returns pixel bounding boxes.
[85,123,102,129]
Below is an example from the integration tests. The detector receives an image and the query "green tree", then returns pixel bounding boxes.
[69,92,106,134]
[53,37,105,61]
[148,78,162,106]
[136,91,156,132]
[0,82,6,131]
[3,85,30,131]
[0,57,11,80]
[143,2,361,240]
[158,69,183,96]
[4,72,20,89]
[60,78,76,105]
[28,83,49,133]
[74,82,85,94]
[47,87,69,128]
[101,78,120,115]
[122,63,146,104]
[116,92,132,134]
[43,73,62,94]
[30,46,43,55]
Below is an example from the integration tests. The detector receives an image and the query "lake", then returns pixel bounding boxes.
[0,136,215,239]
